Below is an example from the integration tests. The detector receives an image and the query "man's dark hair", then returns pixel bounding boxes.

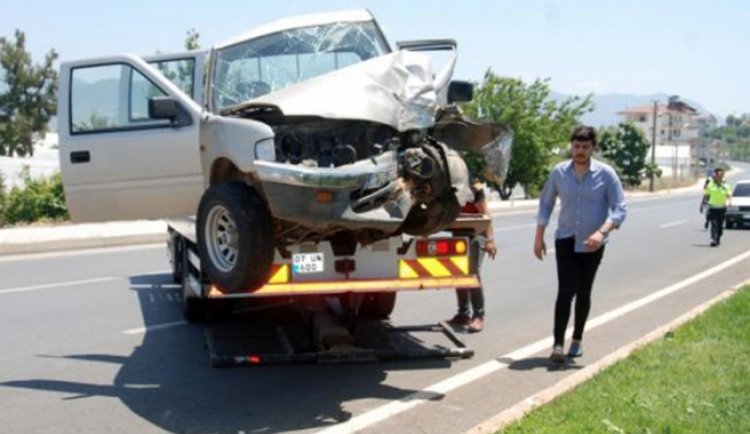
[570,125,597,146]
[714,167,724,174]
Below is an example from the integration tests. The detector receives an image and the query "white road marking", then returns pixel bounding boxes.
[121,321,186,335]
[0,269,172,296]
[0,243,163,263]
[315,248,750,434]
[0,276,119,295]
[660,219,688,228]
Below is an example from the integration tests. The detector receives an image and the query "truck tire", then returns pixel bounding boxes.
[197,182,274,293]
[359,292,397,319]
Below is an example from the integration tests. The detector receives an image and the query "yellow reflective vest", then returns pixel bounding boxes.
[704,180,732,208]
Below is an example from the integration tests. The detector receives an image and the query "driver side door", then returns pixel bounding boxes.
[59,52,206,222]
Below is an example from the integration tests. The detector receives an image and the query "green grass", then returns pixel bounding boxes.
[501,287,750,434]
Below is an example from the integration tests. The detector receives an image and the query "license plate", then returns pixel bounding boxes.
[292,253,324,274]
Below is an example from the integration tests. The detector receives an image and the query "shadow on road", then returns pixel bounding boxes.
[504,356,584,372]
[2,272,456,433]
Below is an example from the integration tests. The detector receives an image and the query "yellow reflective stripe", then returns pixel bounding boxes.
[399,260,420,279]
[450,256,469,275]
[207,276,481,297]
[417,258,451,277]
[268,264,289,284]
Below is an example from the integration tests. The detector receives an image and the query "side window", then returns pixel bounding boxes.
[71,63,170,133]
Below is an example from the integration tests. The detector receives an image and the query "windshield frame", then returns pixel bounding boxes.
[206,19,391,113]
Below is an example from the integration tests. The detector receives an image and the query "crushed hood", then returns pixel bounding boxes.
[248,50,439,132]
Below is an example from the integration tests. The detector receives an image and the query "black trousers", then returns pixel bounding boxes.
[708,207,726,243]
[553,237,605,346]
[456,236,486,318]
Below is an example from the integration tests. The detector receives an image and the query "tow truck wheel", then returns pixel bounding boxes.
[197,182,274,293]
[359,292,397,319]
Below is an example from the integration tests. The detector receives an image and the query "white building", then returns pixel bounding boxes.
[617,96,717,175]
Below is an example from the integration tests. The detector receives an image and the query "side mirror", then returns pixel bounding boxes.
[448,81,473,103]
[148,96,179,121]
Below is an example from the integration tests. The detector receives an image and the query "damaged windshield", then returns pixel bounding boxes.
[211,20,389,112]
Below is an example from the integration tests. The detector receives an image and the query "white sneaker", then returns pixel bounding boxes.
[550,345,565,364]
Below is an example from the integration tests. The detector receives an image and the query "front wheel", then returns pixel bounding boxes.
[197,183,274,293]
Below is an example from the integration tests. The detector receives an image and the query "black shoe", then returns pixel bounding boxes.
[447,313,471,326]
[710,241,718,247]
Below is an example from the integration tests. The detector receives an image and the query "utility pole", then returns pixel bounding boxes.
[649,100,658,192]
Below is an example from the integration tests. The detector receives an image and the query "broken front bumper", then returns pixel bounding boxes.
[255,151,412,232]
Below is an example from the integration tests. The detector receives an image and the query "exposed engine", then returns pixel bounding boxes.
[267,118,472,241]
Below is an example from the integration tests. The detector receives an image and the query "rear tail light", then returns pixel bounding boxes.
[416,238,468,257]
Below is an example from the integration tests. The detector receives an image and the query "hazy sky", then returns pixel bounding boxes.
[2,0,748,118]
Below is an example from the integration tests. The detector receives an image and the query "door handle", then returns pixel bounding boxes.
[70,151,90,164]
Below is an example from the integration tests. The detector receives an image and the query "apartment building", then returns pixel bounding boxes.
[618,96,717,176]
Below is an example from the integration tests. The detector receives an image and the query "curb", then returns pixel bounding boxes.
[466,279,749,434]
[0,220,167,256]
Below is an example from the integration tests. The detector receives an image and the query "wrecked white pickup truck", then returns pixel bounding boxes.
[58,10,512,296]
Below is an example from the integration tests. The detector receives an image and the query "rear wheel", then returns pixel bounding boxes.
[359,292,397,319]
[197,182,274,293]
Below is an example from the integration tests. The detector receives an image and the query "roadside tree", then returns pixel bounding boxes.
[598,123,653,187]
[0,30,57,157]
[462,70,593,198]
[709,114,750,162]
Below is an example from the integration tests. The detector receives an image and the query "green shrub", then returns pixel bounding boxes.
[2,167,69,225]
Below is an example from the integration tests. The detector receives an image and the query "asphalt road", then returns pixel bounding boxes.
[1,167,749,434]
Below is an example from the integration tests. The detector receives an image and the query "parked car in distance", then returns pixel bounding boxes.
[726,179,750,229]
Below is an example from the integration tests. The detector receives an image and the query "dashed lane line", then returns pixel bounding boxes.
[660,219,688,228]
[0,276,119,295]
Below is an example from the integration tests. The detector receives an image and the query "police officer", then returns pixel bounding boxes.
[700,168,732,247]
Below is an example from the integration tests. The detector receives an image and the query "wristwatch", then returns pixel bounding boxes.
[598,228,609,236]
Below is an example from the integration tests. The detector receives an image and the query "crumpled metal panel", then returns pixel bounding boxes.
[250,50,439,132]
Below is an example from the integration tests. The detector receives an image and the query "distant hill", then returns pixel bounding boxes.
[550,91,715,128]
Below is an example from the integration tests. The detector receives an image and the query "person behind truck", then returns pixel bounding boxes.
[702,177,711,229]
[700,167,731,247]
[534,125,627,364]
[447,180,497,333]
